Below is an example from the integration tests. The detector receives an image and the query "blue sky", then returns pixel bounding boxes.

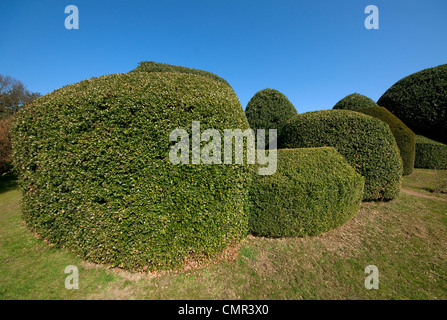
[1,0,446,113]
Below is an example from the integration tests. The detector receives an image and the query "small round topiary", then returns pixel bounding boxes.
[356,106,416,176]
[414,135,447,169]
[130,61,231,87]
[377,64,447,144]
[248,147,364,237]
[245,88,297,147]
[279,110,403,201]
[333,93,377,111]
[12,72,252,272]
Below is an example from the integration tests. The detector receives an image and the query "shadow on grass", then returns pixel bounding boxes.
[0,172,18,194]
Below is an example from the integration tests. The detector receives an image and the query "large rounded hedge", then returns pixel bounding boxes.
[414,135,447,169]
[333,96,416,175]
[12,72,253,272]
[245,88,297,147]
[130,61,231,87]
[248,148,364,237]
[377,64,447,144]
[333,93,377,111]
[355,106,416,176]
[279,110,403,201]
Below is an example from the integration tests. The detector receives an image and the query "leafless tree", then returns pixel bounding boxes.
[0,74,40,118]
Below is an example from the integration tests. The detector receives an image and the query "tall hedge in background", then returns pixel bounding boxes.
[333,93,377,111]
[12,72,252,272]
[414,135,447,169]
[377,64,447,144]
[245,88,297,147]
[355,106,416,176]
[130,61,231,87]
[279,110,403,201]
[249,148,364,237]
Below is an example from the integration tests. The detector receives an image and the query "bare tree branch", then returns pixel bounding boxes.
[0,74,41,117]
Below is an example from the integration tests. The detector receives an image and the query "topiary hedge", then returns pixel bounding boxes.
[333,93,377,111]
[377,64,447,144]
[332,96,416,175]
[12,72,253,272]
[279,110,403,201]
[414,135,447,169]
[130,61,231,87]
[248,147,364,237]
[245,88,297,147]
[355,106,416,176]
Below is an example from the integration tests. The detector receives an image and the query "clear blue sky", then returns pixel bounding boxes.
[1,0,446,113]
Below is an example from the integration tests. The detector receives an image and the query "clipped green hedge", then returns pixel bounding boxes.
[245,88,297,147]
[355,106,416,176]
[377,64,447,144]
[12,72,252,272]
[279,110,403,201]
[333,93,377,111]
[248,148,364,237]
[332,95,416,175]
[414,135,447,169]
[130,60,230,87]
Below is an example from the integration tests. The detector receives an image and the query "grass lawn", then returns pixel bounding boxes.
[1,169,446,300]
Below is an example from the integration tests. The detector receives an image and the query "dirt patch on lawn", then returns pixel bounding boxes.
[401,188,446,201]
[317,206,376,257]
[252,250,276,277]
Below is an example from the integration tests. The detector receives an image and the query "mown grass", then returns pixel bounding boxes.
[0,169,446,300]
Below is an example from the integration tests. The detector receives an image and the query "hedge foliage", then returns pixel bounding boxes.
[245,88,297,147]
[356,106,416,176]
[12,72,253,272]
[248,148,364,237]
[279,110,403,201]
[130,61,231,87]
[414,135,447,169]
[333,93,377,111]
[377,64,447,144]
